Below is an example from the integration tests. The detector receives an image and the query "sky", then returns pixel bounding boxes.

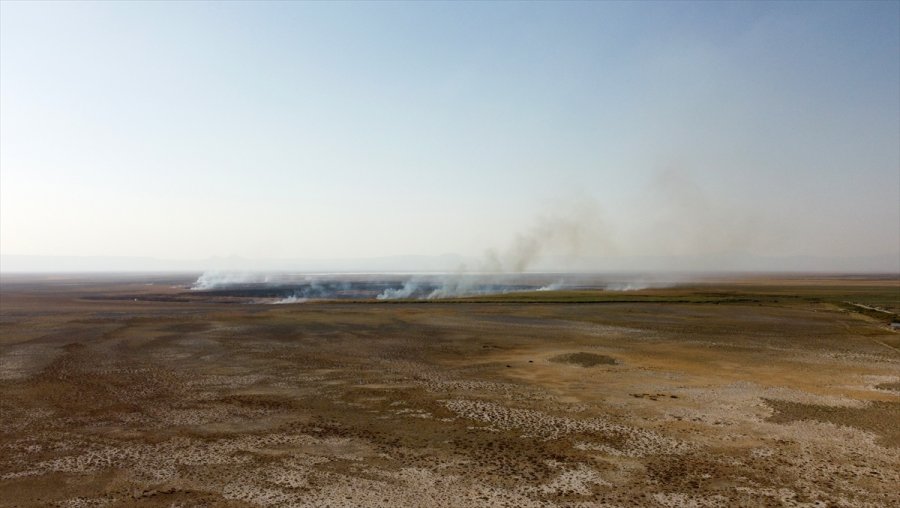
[1,1,898,272]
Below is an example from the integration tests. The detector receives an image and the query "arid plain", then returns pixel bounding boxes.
[1,274,898,507]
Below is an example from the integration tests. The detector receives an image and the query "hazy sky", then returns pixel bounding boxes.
[1,1,898,271]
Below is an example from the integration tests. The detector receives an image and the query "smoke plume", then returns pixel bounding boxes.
[191,271,272,290]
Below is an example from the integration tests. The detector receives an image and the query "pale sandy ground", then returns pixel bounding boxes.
[1,276,898,507]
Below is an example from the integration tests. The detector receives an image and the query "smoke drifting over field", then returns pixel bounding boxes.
[187,271,679,302]
[366,197,617,299]
[192,272,272,290]
[374,275,538,300]
[190,273,541,301]
[187,196,683,301]
[480,197,613,273]
[184,178,794,301]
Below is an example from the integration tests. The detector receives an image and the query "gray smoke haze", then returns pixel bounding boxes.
[371,198,621,299]
[376,279,419,300]
[636,169,778,258]
[188,168,894,301]
[478,196,614,273]
[188,175,771,300]
[373,171,786,299]
[373,275,532,300]
[274,279,353,303]
[191,271,272,290]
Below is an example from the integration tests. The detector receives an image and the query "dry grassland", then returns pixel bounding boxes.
[1,274,898,507]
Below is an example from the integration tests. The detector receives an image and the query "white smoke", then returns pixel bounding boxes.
[603,273,682,291]
[424,274,478,299]
[376,279,420,300]
[272,279,351,302]
[273,295,308,304]
[537,280,566,291]
[485,196,613,273]
[190,192,683,300]
[191,271,271,290]
[375,273,539,300]
[377,196,613,300]
[371,196,613,301]
[604,282,650,291]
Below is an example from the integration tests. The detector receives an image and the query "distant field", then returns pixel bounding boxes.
[426,279,900,327]
[1,274,898,507]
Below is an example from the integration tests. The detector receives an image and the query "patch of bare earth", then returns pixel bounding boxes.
[548,352,618,367]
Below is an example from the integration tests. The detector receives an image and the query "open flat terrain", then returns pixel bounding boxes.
[1,274,898,507]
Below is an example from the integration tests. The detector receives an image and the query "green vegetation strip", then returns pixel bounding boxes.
[329,287,898,321]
